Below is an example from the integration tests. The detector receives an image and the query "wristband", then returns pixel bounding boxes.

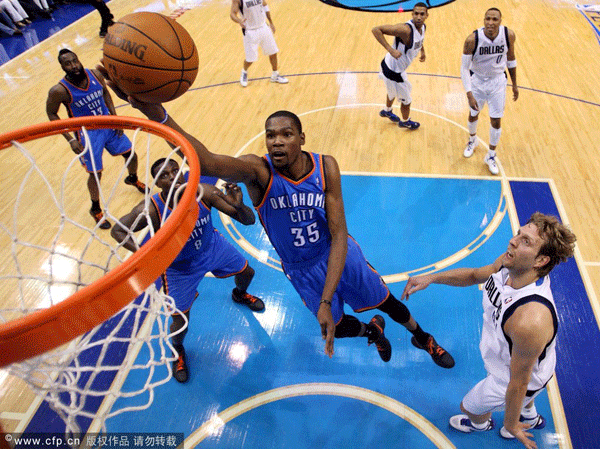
[506,60,517,69]
[159,107,169,124]
[68,138,77,143]
[320,299,331,306]
[264,5,270,11]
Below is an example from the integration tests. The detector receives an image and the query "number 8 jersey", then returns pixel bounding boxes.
[256,152,330,264]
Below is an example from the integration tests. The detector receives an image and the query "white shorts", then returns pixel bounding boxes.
[461,374,545,416]
[379,71,412,105]
[469,73,507,118]
[243,23,279,62]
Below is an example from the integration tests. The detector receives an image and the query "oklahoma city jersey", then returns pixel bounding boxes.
[256,153,329,265]
[240,0,266,30]
[480,268,558,390]
[151,186,213,266]
[382,20,425,76]
[469,26,510,78]
[59,69,109,117]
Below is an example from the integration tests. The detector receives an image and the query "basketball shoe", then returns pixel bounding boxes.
[449,415,495,433]
[484,153,500,175]
[240,71,248,87]
[398,119,420,130]
[379,109,400,123]
[124,175,147,193]
[411,335,455,368]
[270,74,289,84]
[172,347,188,383]
[232,288,265,312]
[367,315,392,362]
[500,414,546,439]
[89,209,111,230]
[464,138,477,157]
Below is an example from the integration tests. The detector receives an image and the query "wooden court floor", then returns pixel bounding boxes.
[1,0,599,446]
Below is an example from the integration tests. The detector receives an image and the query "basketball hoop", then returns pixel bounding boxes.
[0,116,200,435]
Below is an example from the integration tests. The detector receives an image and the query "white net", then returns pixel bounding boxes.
[0,120,199,439]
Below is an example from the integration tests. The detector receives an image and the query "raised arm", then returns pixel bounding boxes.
[371,23,409,60]
[111,200,160,253]
[318,155,348,357]
[503,303,554,448]
[202,182,255,225]
[401,253,504,300]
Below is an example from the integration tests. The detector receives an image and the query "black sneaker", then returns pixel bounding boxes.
[232,289,265,312]
[367,315,392,362]
[172,349,188,383]
[124,176,147,193]
[89,209,111,229]
[411,335,455,368]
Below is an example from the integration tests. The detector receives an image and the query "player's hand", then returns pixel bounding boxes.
[512,85,519,101]
[390,48,402,59]
[223,182,244,207]
[70,140,84,154]
[504,422,536,449]
[400,275,432,300]
[240,19,247,30]
[317,303,335,357]
[467,92,479,112]
[420,51,426,62]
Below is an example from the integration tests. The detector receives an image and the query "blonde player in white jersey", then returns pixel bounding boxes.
[372,2,428,130]
[461,7,518,175]
[230,0,288,87]
[401,213,576,449]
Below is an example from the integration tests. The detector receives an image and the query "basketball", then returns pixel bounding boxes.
[102,12,198,103]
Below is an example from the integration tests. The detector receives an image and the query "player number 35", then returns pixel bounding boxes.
[291,222,320,247]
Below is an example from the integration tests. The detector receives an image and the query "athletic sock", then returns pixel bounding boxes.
[272,70,279,78]
[487,150,497,158]
[472,419,491,429]
[521,404,538,421]
[410,323,430,346]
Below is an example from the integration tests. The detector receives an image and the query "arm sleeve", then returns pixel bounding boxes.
[461,54,472,92]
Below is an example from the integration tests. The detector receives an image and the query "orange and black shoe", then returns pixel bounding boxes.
[367,315,392,362]
[411,335,455,368]
[172,349,188,383]
[89,209,111,230]
[232,288,265,312]
[124,176,147,194]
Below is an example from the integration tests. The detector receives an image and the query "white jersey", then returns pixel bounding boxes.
[480,268,558,391]
[240,0,266,30]
[469,25,510,78]
[381,20,425,81]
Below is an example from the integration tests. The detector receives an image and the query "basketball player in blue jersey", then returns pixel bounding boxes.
[112,158,264,383]
[461,8,518,175]
[46,49,146,230]
[372,2,428,130]
[402,213,576,449]
[97,69,455,367]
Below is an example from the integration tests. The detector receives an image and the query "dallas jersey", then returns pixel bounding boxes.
[256,152,329,265]
[59,69,109,117]
[381,20,425,82]
[240,0,266,30]
[469,26,510,78]
[481,268,558,391]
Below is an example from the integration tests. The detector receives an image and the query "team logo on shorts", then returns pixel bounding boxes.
[318,0,454,12]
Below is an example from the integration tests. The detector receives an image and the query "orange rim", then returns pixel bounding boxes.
[0,116,200,367]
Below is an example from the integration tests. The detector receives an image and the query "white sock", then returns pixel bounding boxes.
[386,107,393,112]
[468,119,478,137]
[272,70,279,78]
[471,419,490,429]
[241,69,247,75]
[487,150,496,158]
[521,404,538,421]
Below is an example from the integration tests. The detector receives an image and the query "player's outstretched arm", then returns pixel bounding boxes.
[203,183,256,225]
[111,200,157,253]
[401,254,504,300]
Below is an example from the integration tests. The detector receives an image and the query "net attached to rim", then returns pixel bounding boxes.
[0,116,201,438]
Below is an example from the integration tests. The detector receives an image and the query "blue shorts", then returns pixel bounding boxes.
[78,128,132,172]
[282,236,390,324]
[163,230,248,313]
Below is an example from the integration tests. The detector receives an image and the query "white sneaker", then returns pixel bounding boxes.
[500,414,546,439]
[463,139,476,158]
[270,75,289,84]
[240,71,248,87]
[484,153,500,175]
[449,414,494,433]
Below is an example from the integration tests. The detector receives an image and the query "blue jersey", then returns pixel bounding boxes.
[59,69,109,117]
[256,152,330,264]
[151,187,214,265]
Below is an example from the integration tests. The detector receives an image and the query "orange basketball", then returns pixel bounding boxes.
[102,12,198,103]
